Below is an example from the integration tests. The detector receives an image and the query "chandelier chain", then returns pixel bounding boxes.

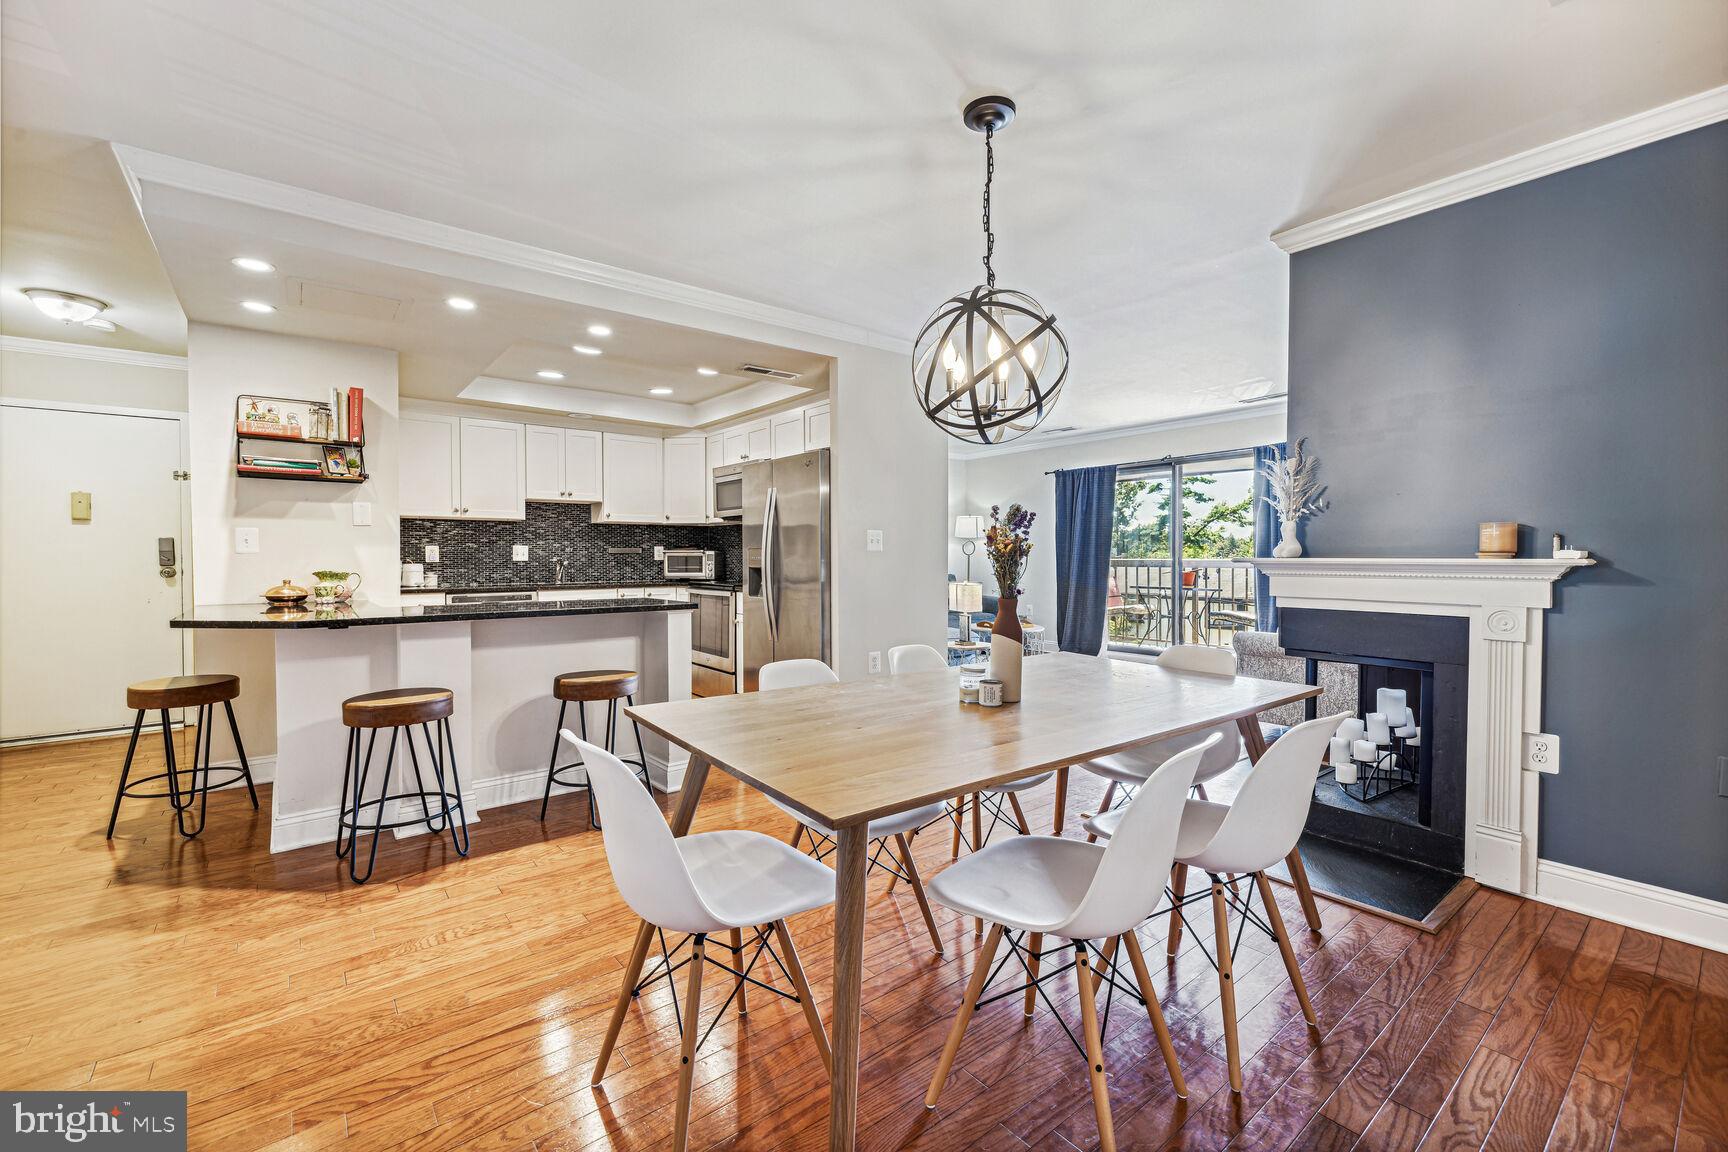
[982,126,996,288]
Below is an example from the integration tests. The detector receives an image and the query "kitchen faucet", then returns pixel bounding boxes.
[554,558,567,584]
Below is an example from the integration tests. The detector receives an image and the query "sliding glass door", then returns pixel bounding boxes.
[1109,452,1257,653]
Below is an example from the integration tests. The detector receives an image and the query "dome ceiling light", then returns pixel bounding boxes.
[912,96,1068,446]
[22,287,110,326]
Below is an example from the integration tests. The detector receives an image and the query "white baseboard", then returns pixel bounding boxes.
[1534,859,1728,953]
[211,754,274,785]
[649,749,688,793]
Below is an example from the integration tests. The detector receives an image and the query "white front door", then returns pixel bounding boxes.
[0,402,188,740]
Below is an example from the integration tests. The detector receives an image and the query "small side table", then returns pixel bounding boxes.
[945,639,990,667]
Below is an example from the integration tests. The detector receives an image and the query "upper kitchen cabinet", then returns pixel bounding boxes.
[705,432,725,519]
[721,417,773,465]
[594,432,663,522]
[662,435,707,522]
[803,400,830,450]
[771,410,804,460]
[401,413,525,520]
[525,425,602,503]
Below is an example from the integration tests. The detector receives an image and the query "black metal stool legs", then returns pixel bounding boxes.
[542,701,605,828]
[224,699,260,810]
[338,718,469,884]
[106,710,146,839]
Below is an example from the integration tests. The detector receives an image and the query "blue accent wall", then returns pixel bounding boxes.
[1288,121,1728,903]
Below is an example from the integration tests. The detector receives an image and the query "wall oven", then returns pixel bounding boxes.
[712,464,745,520]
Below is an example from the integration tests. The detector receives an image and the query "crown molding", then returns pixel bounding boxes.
[1273,84,1728,253]
[946,396,1286,461]
[0,334,189,370]
[111,145,907,355]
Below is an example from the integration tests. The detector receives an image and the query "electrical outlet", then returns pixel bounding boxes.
[234,526,259,554]
[866,529,884,552]
[868,651,882,674]
[512,544,530,562]
[654,545,665,560]
[424,544,440,563]
[1524,732,1560,774]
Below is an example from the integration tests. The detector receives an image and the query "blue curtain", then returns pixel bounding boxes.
[1252,443,1285,633]
[1054,465,1117,654]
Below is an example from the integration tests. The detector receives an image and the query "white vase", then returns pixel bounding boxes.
[1272,518,1303,558]
[987,633,1023,704]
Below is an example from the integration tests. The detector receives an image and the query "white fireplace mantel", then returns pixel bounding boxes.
[1252,556,1594,896]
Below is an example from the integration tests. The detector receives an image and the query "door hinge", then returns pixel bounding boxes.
[172,470,191,480]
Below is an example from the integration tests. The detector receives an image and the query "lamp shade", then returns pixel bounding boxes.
[948,580,984,614]
[954,514,987,540]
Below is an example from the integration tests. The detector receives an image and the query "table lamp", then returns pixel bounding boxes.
[954,514,986,581]
[949,580,984,642]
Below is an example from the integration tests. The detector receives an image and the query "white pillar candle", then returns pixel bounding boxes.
[1329,736,1352,768]
[1366,712,1392,745]
[1334,757,1358,784]
[1353,738,1379,763]
[1336,717,1366,743]
[1376,688,1407,722]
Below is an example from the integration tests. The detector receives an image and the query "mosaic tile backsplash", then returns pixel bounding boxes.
[401,503,744,587]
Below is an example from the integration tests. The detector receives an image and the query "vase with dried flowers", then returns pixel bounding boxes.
[1259,439,1328,558]
[984,502,1035,702]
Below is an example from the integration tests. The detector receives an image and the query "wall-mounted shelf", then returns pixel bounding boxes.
[235,391,367,483]
[236,467,370,484]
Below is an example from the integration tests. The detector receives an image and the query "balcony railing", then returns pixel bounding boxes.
[1106,557,1259,650]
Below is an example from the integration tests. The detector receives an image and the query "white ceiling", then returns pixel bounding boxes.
[4,0,1725,430]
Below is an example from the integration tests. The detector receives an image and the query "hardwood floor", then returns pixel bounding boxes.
[1,730,1724,1151]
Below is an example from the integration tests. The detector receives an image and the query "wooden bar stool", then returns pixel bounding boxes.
[541,669,651,827]
[338,687,470,884]
[108,673,258,840]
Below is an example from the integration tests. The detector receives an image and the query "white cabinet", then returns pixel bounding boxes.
[662,435,708,523]
[596,433,663,522]
[722,417,773,464]
[401,413,523,520]
[399,413,460,517]
[457,418,526,520]
[705,432,725,519]
[804,401,830,450]
[526,425,603,502]
[771,410,805,459]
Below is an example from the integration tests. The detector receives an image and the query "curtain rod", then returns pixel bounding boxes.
[1045,444,1270,476]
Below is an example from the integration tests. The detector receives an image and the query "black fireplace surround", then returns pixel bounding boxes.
[1279,608,1469,872]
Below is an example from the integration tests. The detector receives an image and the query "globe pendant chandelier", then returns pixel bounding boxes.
[913,95,1068,446]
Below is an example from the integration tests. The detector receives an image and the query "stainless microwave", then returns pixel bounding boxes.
[712,465,745,520]
[663,549,716,580]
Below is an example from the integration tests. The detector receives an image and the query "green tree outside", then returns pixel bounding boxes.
[1112,474,1252,560]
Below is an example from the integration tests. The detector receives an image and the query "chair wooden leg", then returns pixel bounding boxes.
[672,933,707,1152]
[1286,848,1324,933]
[1211,881,1243,1093]
[971,792,983,852]
[1122,931,1186,1098]
[1006,791,1031,835]
[592,918,656,1085]
[925,922,1003,1108]
[1074,943,1118,1152]
[1256,872,1317,1026]
[730,927,748,1016]
[886,827,917,896]
[950,795,965,859]
[1024,932,1042,1017]
[1167,863,1188,959]
[1093,935,1121,994]
[789,823,804,851]
[1052,766,1069,834]
[772,919,831,1076]
[894,833,943,955]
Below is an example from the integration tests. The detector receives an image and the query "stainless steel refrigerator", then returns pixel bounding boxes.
[740,448,830,691]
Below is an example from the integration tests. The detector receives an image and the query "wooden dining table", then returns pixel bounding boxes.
[628,650,1320,1152]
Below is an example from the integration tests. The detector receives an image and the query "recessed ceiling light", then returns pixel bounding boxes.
[537,370,565,380]
[446,296,476,311]
[586,324,612,337]
[240,300,276,314]
[695,366,719,376]
[649,387,674,396]
[20,288,109,324]
[571,344,602,356]
[231,256,275,273]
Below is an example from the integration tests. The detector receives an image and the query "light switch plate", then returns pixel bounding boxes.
[234,526,259,554]
[512,544,530,562]
[351,501,372,526]
[1523,732,1560,774]
[424,544,440,563]
[70,491,92,522]
[866,529,884,552]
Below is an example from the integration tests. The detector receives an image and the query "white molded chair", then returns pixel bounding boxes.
[887,643,1053,853]
[1083,712,1347,1095]
[923,737,1215,1152]
[577,733,834,1152]
[758,657,950,953]
[1079,646,1244,839]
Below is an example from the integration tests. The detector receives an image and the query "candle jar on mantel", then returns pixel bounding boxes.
[987,599,1024,703]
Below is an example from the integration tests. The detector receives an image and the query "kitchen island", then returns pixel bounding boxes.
[174,598,694,852]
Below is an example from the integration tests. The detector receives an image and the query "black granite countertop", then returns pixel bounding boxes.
[172,597,697,629]
[401,580,742,594]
